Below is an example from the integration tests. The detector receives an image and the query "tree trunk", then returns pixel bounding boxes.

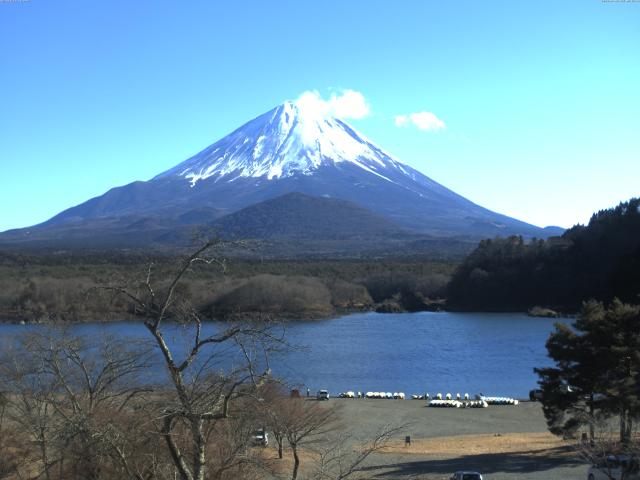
[38,434,52,480]
[620,408,631,444]
[291,444,300,480]
[162,418,194,480]
[193,419,207,480]
[589,396,595,444]
[622,413,633,445]
[278,441,283,459]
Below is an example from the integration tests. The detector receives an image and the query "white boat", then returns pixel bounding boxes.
[480,396,519,405]
[429,399,462,408]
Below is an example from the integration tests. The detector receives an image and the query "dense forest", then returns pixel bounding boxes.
[0,253,453,322]
[447,198,640,312]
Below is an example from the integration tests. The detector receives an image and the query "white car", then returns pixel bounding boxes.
[450,471,483,480]
[317,389,330,400]
[250,428,268,447]
[587,455,639,480]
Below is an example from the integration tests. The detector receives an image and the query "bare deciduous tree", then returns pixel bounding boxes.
[576,416,640,480]
[0,390,23,480]
[277,399,340,480]
[310,423,408,480]
[103,239,285,480]
[0,330,157,480]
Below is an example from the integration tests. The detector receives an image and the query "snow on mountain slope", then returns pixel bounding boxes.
[3,97,564,248]
[155,100,417,186]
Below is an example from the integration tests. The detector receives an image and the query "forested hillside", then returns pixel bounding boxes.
[0,254,453,322]
[447,198,640,311]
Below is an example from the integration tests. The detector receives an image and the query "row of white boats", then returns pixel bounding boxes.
[338,391,406,399]
[429,399,489,408]
[336,391,519,408]
[428,396,519,408]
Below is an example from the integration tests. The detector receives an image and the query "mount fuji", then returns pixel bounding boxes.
[0,100,562,253]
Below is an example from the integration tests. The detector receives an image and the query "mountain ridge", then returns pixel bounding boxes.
[0,100,563,253]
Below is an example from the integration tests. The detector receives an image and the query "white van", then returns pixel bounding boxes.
[317,389,330,400]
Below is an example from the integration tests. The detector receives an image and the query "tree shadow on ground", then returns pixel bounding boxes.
[363,445,585,478]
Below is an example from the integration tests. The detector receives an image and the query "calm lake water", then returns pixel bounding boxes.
[0,312,569,398]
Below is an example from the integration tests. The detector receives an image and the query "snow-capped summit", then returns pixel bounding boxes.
[155,100,413,186]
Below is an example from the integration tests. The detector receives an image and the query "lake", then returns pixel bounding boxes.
[0,311,569,398]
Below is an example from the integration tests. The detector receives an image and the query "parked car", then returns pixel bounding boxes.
[530,384,574,402]
[450,471,483,480]
[250,428,269,447]
[529,389,543,401]
[317,389,330,400]
[587,454,639,480]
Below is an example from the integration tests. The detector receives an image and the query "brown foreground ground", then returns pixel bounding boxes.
[300,398,588,480]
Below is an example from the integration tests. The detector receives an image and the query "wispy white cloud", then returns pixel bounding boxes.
[295,89,370,120]
[394,111,446,131]
[394,115,409,127]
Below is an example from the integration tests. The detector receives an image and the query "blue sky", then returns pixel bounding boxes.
[1,0,638,231]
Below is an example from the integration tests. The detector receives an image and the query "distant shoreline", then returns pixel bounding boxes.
[0,305,570,325]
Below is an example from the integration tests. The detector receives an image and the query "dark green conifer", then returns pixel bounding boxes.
[536,299,640,443]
